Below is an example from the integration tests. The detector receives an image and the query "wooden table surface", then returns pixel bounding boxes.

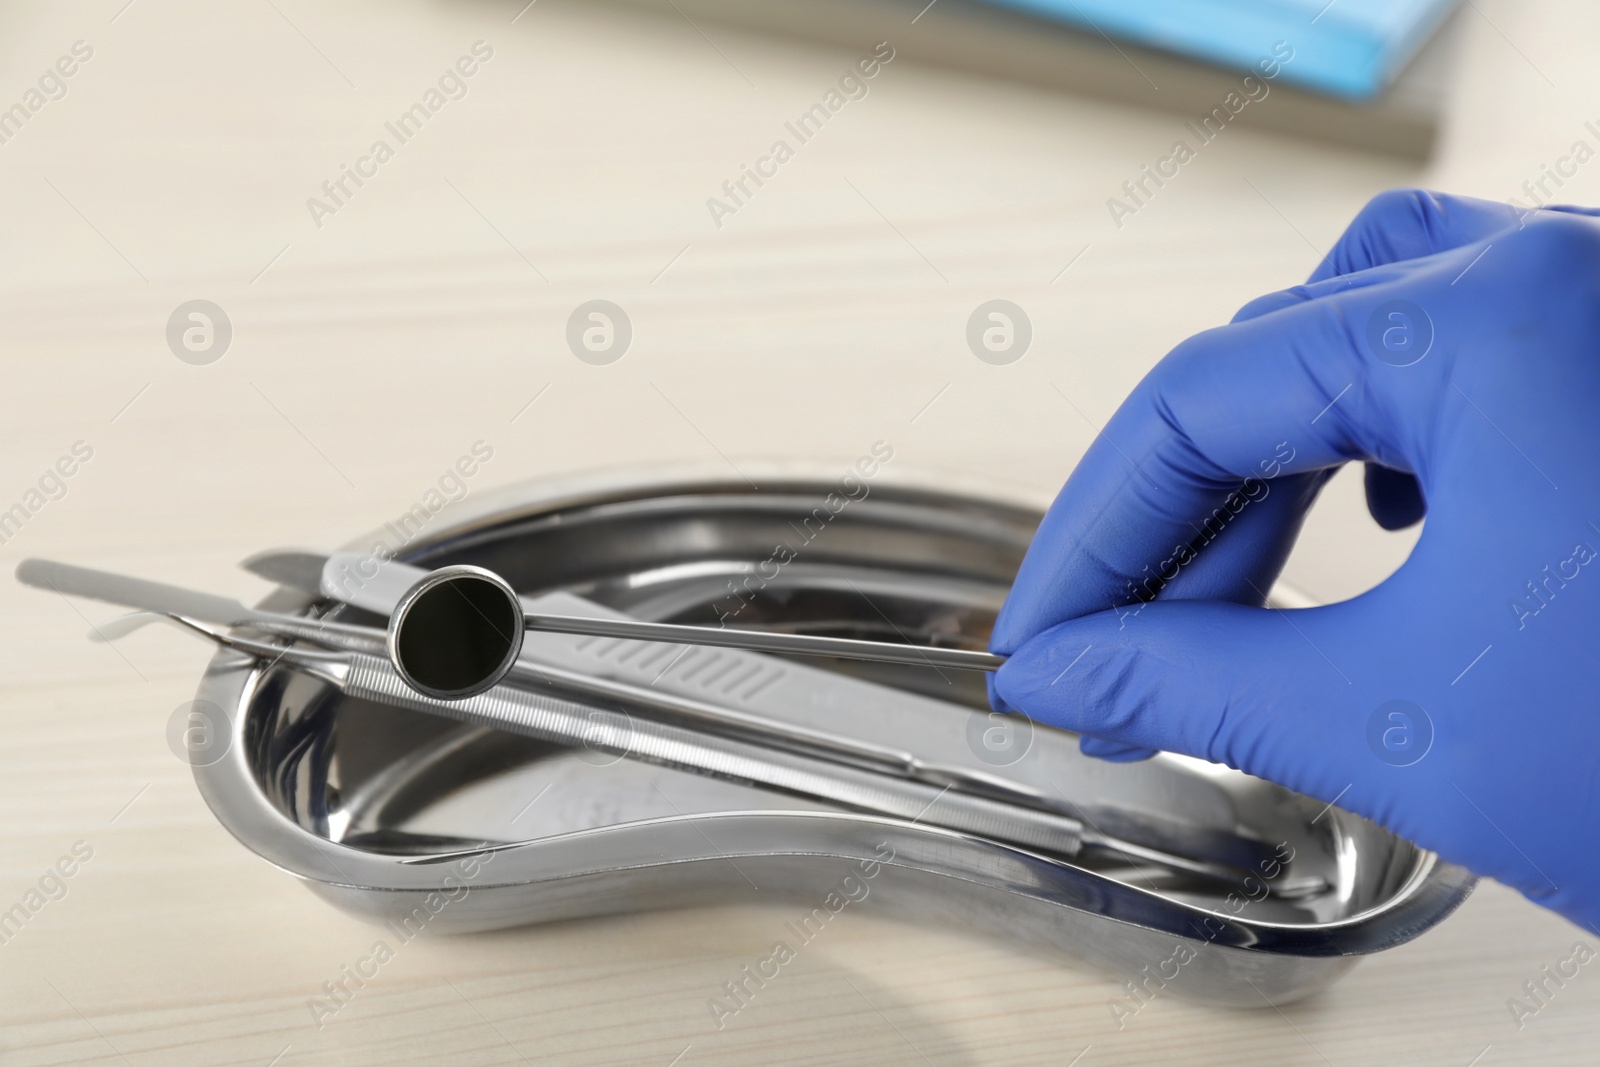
[1,0,1597,1063]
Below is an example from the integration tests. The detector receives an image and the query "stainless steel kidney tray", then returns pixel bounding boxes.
[191,466,1473,1007]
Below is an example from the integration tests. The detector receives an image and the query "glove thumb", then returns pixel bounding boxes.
[992,599,1374,808]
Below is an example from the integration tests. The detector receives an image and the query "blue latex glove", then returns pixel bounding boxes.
[991,189,1600,932]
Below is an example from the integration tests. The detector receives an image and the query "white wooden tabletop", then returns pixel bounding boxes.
[1,0,1596,1063]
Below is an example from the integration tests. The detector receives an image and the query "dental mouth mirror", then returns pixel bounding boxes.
[388,565,1007,701]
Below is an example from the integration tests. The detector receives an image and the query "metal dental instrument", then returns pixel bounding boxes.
[132,612,1153,868]
[238,553,1326,894]
[16,558,378,645]
[34,556,1025,802]
[31,556,1043,809]
[243,551,1053,800]
[112,602,1042,804]
[266,612,1325,893]
[387,565,1006,701]
[245,550,1008,682]
[21,555,1317,892]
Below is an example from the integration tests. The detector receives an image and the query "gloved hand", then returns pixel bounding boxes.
[991,189,1600,932]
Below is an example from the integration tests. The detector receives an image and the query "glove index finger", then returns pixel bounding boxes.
[1307,188,1526,283]
[1230,191,1528,326]
[994,274,1436,654]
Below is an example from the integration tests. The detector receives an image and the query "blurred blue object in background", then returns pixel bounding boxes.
[975,0,1460,99]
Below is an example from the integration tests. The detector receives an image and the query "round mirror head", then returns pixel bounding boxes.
[387,565,524,700]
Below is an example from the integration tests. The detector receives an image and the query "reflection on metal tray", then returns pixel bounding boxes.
[192,467,1473,1007]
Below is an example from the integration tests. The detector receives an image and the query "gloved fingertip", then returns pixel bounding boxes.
[1079,735,1158,761]
[985,671,1015,713]
[1231,287,1309,323]
[995,605,1271,765]
[1540,203,1600,219]
[991,626,1118,735]
[989,607,1034,659]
